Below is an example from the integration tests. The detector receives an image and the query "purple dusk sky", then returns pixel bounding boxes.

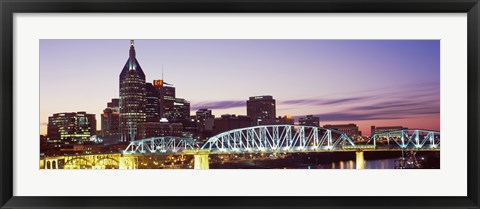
[40,39,440,136]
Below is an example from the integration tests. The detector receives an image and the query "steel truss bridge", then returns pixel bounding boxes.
[122,125,440,169]
[124,125,440,154]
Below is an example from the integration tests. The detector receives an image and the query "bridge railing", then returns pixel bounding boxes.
[123,136,196,154]
[365,129,440,149]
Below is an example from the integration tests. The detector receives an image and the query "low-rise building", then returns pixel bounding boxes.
[136,122,183,139]
[213,114,252,135]
[323,123,361,138]
[299,115,320,127]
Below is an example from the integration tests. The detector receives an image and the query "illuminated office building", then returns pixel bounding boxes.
[47,112,96,144]
[195,109,215,139]
[136,122,183,139]
[153,79,175,119]
[172,98,190,123]
[323,123,361,138]
[247,95,276,125]
[146,83,161,122]
[196,109,214,132]
[371,126,407,136]
[119,40,146,142]
[299,115,320,127]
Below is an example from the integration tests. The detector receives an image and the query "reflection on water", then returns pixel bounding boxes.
[212,152,439,169]
[320,158,397,169]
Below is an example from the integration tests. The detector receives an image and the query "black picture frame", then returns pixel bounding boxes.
[1,0,479,208]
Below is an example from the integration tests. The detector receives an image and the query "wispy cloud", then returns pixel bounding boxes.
[297,113,403,121]
[280,96,370,106]
[191,100,245,110]
[348,100,439,113]
[190,96,370,112]
[293,99,439,122]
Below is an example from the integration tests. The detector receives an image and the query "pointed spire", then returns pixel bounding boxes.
[129,40,136,70]
[120,39,145,80]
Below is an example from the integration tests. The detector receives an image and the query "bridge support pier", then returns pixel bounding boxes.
[356,151,365,169]
[40,159,45,169]
[44,159,59,169]
[194,154,209,169]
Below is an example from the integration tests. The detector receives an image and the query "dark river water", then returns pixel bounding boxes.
[311,158,397,169]
[210,152,440,169]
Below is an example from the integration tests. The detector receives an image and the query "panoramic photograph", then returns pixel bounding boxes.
[39,39,440,169]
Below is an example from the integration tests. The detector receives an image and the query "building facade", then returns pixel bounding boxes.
[246,95,276,126]
[145,82,161,122]
[213,114,252,135]
[195,109,215,139]
[299,115,320,127]
[275,116,295,125]
[323,123,361,138]
[101,98,120,137]
[119,40,147,142]
[153,79,176,119]
[47,112,96,145]
[196,109,214,131]
[172,98,190,123]
[136,122,183,139]
[107,99,119,109]
[371,126,407,136]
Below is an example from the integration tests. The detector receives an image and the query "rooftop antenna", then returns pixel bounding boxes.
[162,64,164,80]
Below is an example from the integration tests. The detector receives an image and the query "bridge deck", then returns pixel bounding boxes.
[124,147,440,155]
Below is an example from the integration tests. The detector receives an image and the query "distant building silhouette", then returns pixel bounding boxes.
[275,115,294,125]
[213,114,252,135]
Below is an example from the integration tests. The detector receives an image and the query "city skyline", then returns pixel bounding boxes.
[40,39,440,136]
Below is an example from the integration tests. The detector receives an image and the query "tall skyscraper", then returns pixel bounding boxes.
[153,79,176,119]
[119,40,146,142]
[247,95,276,125]
[146,82,160,122]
